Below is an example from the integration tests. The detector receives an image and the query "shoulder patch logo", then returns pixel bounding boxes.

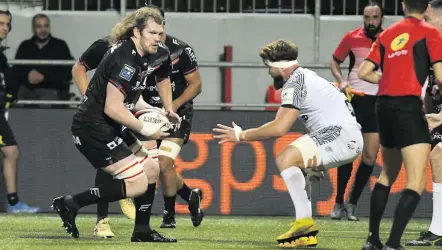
[119,64,136,81]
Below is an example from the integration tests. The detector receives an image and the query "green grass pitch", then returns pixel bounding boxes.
[0,214,437,249]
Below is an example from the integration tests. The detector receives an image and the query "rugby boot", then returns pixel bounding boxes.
[131,229,177,242]
[330,203,344,220]
[119,198,135,220]
[345,203,359,221]
[277,217,319,246]
[382,245,405,250]
[279,236,318,248]
[51,196,79,238]
[93,217,115,238]
[160,211,176,228]
[188,188,204,227]
[362,240,384,250]
[405,230,442,246]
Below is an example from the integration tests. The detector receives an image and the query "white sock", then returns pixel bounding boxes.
[429,182,442,236]
[280,167,312,220]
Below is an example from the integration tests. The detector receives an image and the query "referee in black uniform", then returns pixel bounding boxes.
[358,0,442,249]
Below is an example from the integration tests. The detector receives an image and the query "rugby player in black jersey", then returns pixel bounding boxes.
[73,35,137,238]
[141,5,204,229]
[51,7,179,242]
[72,3,204,231]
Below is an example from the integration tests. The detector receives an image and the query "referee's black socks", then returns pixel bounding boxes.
[134,183,156,233]
[349,162,375,205]
[386,189,421,248]
[336,162,353,204]
[368,183,391,243]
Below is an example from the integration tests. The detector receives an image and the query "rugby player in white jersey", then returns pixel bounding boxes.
[213,40,364,248]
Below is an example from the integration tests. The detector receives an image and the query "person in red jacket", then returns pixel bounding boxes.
[265,76,284,111]
[265,83,281,111]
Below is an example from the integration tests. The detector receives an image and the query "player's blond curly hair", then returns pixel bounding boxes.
[109,7,163,45]
[259,39,299,63]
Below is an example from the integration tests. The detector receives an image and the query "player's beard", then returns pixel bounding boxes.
[364,23,382,39]
[273,76,285,90]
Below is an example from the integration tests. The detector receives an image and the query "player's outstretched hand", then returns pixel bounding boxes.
[213,122,243,144]
[426,113,442,130]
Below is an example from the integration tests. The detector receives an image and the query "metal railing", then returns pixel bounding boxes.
[15,99,282,108]
[9,59,332,108]
[9,59,331,68]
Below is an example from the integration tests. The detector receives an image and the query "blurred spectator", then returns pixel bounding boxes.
[264,83,281,111]
[14,13,73,100]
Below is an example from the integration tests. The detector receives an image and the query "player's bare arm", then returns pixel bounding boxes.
[172,70,202,111]
[72,62,89,95]
[156,77,180,123]
[213,107,298,144]
[358,60,382,84]
[104,83,169,139]
[329,58,348,89]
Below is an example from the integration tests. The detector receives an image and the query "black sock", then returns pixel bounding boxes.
[386,189,421,248]
[95,169,113,222]
[349,163,375,205]
[368,183,391,243]
[7,192,19,206]
[336,162,353,204]
[177,183,192,203]
[134,183,156,233]
[66,179,127,210]
[163,195,176,215]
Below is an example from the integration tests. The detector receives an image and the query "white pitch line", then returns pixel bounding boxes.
[320,230,424,235]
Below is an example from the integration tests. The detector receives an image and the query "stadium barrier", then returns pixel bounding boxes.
[0,108,434,218]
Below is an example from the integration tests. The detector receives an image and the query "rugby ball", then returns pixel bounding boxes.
[135,108,171,135]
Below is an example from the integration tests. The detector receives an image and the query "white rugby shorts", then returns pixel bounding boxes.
[290,125,363,169]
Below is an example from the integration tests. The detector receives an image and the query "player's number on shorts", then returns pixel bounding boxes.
[345,100,356,117]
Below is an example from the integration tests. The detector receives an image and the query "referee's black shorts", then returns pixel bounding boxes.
[351,94,378,133]
[376,96,430,149]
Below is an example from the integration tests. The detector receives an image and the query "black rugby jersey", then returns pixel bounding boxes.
[143,35,198,107]
[74,39,171,127]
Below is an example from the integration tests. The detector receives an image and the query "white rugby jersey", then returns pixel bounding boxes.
[280,67,361,132]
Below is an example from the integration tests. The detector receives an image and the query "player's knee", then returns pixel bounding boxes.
[110,160,148,197]
[158,140,181,170]
[125,174,148,197]
[277,135,320,171]
[430,144,442,182]
[406,175,426,194]
[405,168,426,194]
[377,168,397,187]
[361,149,378,165]
[142,158,160,184]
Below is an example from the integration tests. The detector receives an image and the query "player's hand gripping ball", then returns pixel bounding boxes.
[135,107,173,136]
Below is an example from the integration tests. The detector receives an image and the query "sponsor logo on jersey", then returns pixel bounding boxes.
[185,47,197,62]
[388,33,409,58]
[119,64,136,81]
[391,33,409,51]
